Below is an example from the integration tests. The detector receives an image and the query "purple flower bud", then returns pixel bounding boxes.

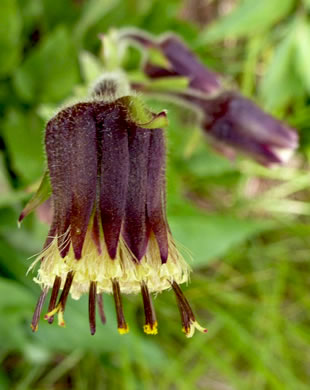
[180,91,298,166]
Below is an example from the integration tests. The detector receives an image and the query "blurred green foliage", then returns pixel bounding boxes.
[1,0,310,389]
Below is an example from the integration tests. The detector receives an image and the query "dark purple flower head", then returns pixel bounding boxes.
[122,30,298,166]
[22,78,206,337]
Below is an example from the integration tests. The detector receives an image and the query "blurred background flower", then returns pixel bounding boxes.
[1,0,310,389]
[123,31,298,165]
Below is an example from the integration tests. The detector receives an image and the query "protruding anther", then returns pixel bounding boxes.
[141,282,158,335]
[112,279,129,334]
[46,276,61,324]
[89,281,97,335]
[44,272,74,328]
[171,281,207,338]
[31,287,49,332]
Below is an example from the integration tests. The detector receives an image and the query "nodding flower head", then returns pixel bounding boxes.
[121,30,298,166]
[21,77,207,337]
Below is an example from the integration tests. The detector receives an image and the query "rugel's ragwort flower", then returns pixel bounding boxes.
[21,78,207,337]
[122,30,298,166]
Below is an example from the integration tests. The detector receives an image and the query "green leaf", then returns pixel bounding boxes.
[295,18,310,93]
[0,209,19,232]
[0,0,22,76]
[0,153,11,198]
[260,24,303,110]
[0,240,29,286]
[0,191,30,209]
[199,0,295,43]
[79,51,103,84]
[0,278,34,350]
[186,144,234,178]
[17,0,43,35]
[2,109,45,183]
[74,0,120,42]
[13,27,79,103]
[303,0,310,10]
[19,171,51,224]
[0,277,33,309]
[41,0,81,28]
[0,370,9,390]
[169,214,273,268]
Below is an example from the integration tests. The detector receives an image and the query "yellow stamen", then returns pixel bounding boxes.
[192,321,208,334]
[44,305,60,320]
[183,321,208,338]
[118,325,129,335]
[32,231,190,298]
[30,324,38,332]
[143,321,158,335]
[44,304,66,327]
[58,309,66,327]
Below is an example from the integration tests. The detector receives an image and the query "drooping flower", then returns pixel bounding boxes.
[121,30,298,166]
[21,77,207,337]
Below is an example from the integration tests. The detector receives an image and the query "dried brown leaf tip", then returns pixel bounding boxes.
[26,78,206,337]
